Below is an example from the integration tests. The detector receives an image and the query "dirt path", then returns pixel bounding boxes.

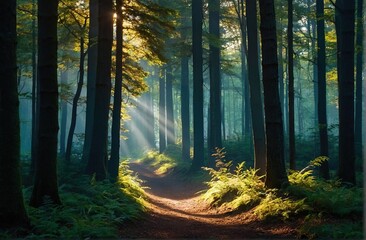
[119,162,296,239]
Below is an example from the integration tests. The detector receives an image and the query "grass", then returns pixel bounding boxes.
[201,150,364,239]
[0,161,147,239]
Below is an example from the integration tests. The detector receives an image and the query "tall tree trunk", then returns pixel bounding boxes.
[30,0,38,179]
[181,55,190,161]
[355,0,363,163]
[310,2,319,158]
[336,0,356,184]
[191,0,205,171]
[30,0,61,207]
[82,0,98,163]
[288,0,296,170]
[278,19,285,133]
[316,0,330,179]
[0,0,29,226]
[166,64,175,146]
[86,0,113,180]
[109,0,123,181]
[208,0,222,163]
[258,0,288,188]
[246,0,266,176]
[65,37,86,163]
[159,68,167,153]
[59,71,68,157]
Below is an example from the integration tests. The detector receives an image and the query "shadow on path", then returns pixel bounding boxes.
[119,162,296,239]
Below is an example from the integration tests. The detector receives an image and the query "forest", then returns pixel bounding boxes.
[0,0,364,239]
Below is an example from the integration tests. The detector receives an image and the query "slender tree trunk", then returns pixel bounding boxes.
[258,0,288,188]
[181,55,190,160]
[30,0,61,207]
[109,0,123,181]
[288,0,296,170]
[159,68,167,153]
[82,0,98,163]
[60,71,68,157]
[316,0,330,179]
[336,0,356,184]
[143,73,155,149]
[0,0,29,226]
[30,0,38,179]
[222,87,226,141]
[246,0,266,176]
[166,64,175,146]
[311,4,319,158]
[191,0,205,171]
[355,0,363,162]
[65,37,86,163]
[208,0,222,163]
[86,0,113,180]
[278,19,285,131]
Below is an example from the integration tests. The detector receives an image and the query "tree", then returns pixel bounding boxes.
[335,0,356,184]
[258,0,288,188]
[30,0,61,207]
[208,0,222,164]
[30,0,38,179]
[180,3,190,161]
[0,0,29,226]
[59,70,68,157]
[288,0,296,170]
[166,64,175,146]
[82,0,98,163]
[316,0,330,179]
[191,0,205,171]
[109,0,124,180]
[159,68,167,153]
[355,0,363,162]
[86,0,113,180]
[63,8,88,163]
[246,0,266,176]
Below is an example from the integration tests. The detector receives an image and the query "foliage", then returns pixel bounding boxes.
[202,150,265,210]
[1,162,146,239]
[287,162,363,217]
[138,144,190,175]
[202,150,363,238]
[300,215,363,239]
[253,190,310,220]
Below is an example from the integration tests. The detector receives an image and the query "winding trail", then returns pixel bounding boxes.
[119,162,296,239]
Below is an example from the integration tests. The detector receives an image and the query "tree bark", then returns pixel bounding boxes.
[246,0,266,176]
[166,64,175,146]
[65,37,86,163]
[159,68,167,153]
[316,0,330,179]
[191,0,205,171]
[109,0,123,181]
[30,0,38,180]
[60,71,68,157]
[0,0,29,226]
[181,54,190,161]
[208,0,222,164]
[82,0,98,163]
[30,0,61,207]
[288,0,296,170]
[86,0,113,181]
[355,0,363,163]
[258,0,288,188]
[336,0,356,184]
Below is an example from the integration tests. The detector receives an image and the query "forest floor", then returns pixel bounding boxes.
[119,162,298,239]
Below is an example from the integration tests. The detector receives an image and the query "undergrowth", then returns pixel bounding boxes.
[1,161,146,239]
[202,149,363,239]
[137,144,191,174]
